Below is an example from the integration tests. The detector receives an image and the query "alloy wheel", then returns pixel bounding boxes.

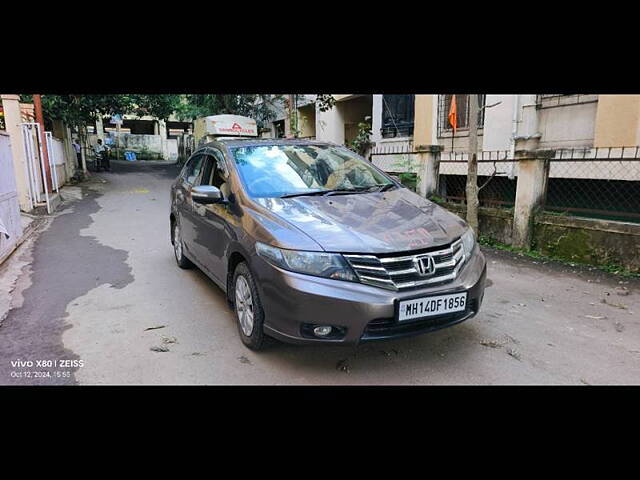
[174,222,183,261]
[235,275,254,336]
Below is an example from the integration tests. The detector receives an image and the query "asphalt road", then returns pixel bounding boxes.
[1,161,639,385]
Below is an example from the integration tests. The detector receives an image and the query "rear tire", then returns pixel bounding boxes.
[233,262,266,351]
[172,218,193,269]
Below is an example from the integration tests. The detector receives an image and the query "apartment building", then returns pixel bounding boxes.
[265,94,638,257]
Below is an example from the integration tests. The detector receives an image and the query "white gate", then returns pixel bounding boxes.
[45,131,60,192]
[20,122,51,213]
[0,131,23,262]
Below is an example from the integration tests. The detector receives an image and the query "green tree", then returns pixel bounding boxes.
[126,94,183,120]
[23,94,183,127]
[20,94,184,172]
[176,94,284,130]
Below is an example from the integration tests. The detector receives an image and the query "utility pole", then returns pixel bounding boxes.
[466,95,479,235]
[113,114,122,161]
[33,94,53,192]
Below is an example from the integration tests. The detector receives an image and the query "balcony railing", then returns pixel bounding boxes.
[381,124,414,138]
[536,94,598,109]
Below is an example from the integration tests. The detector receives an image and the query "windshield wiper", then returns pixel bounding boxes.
[323,187,372,196]
[331,184,396,195]
[280,190,329,198]
[281,184,395,198]
[282,188,366,198]
[373,183,397,192]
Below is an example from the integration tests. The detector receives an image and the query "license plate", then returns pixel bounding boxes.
[397,292,467,322]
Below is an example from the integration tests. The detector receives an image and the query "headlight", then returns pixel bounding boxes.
[256,242,357,282]
[461,228,476,258]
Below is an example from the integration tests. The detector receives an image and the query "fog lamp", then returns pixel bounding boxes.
[313,326,333,337]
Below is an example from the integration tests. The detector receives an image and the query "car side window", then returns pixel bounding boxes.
[197,156,215,186]
[210,150,228,189]
[183,154,204,185]
[180,156,192,180]
[198,150,228,189]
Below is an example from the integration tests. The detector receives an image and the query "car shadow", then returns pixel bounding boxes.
[257,320,484,378]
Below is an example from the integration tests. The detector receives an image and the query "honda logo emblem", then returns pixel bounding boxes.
[413,254,436,277]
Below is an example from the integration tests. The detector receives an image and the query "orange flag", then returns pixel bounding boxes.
[448,95,458,134]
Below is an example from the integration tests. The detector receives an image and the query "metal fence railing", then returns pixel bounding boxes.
[543,157,640,223]
[370,144,640,223]
[369,142,415,156]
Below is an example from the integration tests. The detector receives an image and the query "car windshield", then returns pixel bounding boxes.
[229,144,394,198]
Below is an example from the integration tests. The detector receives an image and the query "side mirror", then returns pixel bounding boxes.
[191,185,224,204]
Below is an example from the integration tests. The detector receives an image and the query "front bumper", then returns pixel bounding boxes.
[251,247,487,346]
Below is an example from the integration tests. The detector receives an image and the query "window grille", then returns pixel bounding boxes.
[437,95,486,136]
[381,95,415,138]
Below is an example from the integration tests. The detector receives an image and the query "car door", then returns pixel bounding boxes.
[176,153,205,262]
[189,149,236,283]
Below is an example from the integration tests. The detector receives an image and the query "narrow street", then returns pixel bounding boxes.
[1,161,639,385]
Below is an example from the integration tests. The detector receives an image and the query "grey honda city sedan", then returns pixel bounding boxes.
[170,139,486,350]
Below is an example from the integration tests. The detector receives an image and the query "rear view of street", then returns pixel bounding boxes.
[1,161,639,385]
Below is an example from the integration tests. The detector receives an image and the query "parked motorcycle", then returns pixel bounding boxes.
[93,143,112,172]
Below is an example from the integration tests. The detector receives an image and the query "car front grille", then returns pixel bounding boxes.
[343,238,465,291]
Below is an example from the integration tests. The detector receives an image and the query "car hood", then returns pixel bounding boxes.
[253,188,468,254]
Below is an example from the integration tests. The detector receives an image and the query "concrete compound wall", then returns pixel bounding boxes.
[532,215,640,273]
[439,201,640,273]
[111,134,162,159]
[442,203,514,246]
[0,132,22,263]
[91,133,165,160]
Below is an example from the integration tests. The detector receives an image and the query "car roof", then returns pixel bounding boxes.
[200,137,338,150]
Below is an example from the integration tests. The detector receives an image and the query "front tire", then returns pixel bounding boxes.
[172,218,193,269]
[233,262,266,350]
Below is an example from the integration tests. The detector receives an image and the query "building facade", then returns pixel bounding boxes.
[271,94,640,191]
[89,114,192,162]
[272,94,640,153]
